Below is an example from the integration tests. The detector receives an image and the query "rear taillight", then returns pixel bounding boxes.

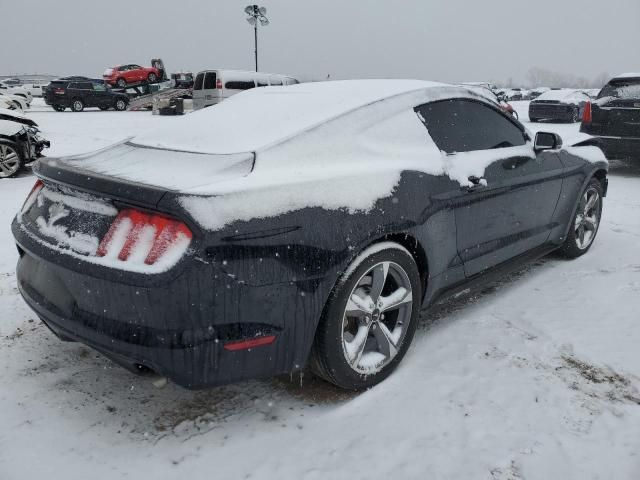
[216,79,222,89]
[53,88,65,95]
[97,209,192,267]
[20,180,43,214]
[582,102,592,124]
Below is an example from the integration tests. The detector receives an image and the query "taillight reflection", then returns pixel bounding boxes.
[97,209,192,267]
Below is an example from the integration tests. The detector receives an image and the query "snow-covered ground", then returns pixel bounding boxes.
[1,100,639,479]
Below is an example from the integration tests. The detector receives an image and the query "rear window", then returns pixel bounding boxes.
[203,72,217,89]
[194,73,205,90]
[225,80,255,90]
[599,81,640,100]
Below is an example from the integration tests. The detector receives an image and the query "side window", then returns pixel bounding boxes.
[194,73,205,90]
[77,82,93,90]
[225,80,255,90]
[67,83,79,90]
[93,83,107,92]
[270,77,283,86]
[416,99,526,153]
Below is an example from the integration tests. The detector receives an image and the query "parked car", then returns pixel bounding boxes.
[43,79,129,112]
[581,73,640,160]
[104,64,161,88]
[0,84,32,105]
[19,81,50,98]
[528,87,550,100]
[171,72,194,90]
[529,89,590,122]
[192,69,299,109]
[0,92,29,112]
[0,108,49,178]
[12,80,607,390]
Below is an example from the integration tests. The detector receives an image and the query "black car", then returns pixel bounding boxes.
[580,73,640,160]
[43,78,129,112]
[529,89,590,123]
[12,81,608,390]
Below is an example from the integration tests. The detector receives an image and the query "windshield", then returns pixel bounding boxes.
[598,81,640,100]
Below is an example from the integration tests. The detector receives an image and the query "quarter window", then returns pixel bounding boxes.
[416,99,526,153]
[225,80,256,90]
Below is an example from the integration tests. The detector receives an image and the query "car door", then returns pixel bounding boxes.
[130,65,143,82]
[91,82,111,108]
[416,99,564,277]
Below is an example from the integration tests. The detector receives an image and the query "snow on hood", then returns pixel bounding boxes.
[133,80,445,155]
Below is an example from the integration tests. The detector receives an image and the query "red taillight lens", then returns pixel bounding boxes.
[582,102,592,124]
[21,180,44,213]
[97,209,192,266]
[53,88,65,95]
[216,79,222,89]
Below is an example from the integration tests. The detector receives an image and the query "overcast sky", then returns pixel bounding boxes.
[1,0,639,85]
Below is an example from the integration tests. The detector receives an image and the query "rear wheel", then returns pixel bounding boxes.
[147,73,158,83]
[71,99,84,112]
[116,78,127,88]
[53,105,65,112]
[559,178,603,258]
[310,243,422,390]
[114,99,128,111]
[529,117,538,123]
[0,140,24,179]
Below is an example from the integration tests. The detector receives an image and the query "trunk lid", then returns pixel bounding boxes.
[589,100,640,138]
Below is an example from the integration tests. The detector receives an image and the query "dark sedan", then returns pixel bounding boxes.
[12,81,608,390]
[580,73,640,161]
[529,89,590,123]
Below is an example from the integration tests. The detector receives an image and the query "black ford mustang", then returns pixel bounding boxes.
[12,80,608,390]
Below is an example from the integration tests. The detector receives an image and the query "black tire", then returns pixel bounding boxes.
[310,243,422,390]
[529,117,538,123]
[0,139,25,179]
[53,105,65,112]
[71,99,84,112]
[147,73,157,83]
[559,177,604,258]
[116,78,127,88]
[99,106,110,111]
[114,98,128,111]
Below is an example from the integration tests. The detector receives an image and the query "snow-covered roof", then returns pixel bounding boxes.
[133,80,446,154]
[535,89,588,102]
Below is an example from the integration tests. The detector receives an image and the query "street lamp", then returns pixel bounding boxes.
[245,5,269,72]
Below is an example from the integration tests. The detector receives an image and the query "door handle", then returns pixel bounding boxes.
[464,176,487,191]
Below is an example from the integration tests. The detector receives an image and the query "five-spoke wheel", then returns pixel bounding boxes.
[311,243,421,390]
[560,177,603,258]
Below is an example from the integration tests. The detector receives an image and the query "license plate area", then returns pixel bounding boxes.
[20,184,118,256]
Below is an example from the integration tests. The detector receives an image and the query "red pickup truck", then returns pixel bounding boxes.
[103,64,161,87]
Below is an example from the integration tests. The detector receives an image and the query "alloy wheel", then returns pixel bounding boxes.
[0,144,21,178]
[341,261,413,374]
[574,187,601,250]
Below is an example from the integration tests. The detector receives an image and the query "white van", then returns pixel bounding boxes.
[192,69,299,110]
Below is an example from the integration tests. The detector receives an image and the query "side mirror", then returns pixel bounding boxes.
[534,131,562,151]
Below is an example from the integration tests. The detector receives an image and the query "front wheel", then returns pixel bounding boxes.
[0,140,24,179]
[559,178,603,258]
[310,242,422,390]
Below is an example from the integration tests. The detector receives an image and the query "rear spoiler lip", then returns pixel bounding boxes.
[33,156,170,210]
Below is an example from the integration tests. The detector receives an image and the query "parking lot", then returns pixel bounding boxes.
[0,99,639,479]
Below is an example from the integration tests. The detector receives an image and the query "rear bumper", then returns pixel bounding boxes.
[12,222,320,389]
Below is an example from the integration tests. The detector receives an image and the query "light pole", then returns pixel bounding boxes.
[245,5,269,72]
